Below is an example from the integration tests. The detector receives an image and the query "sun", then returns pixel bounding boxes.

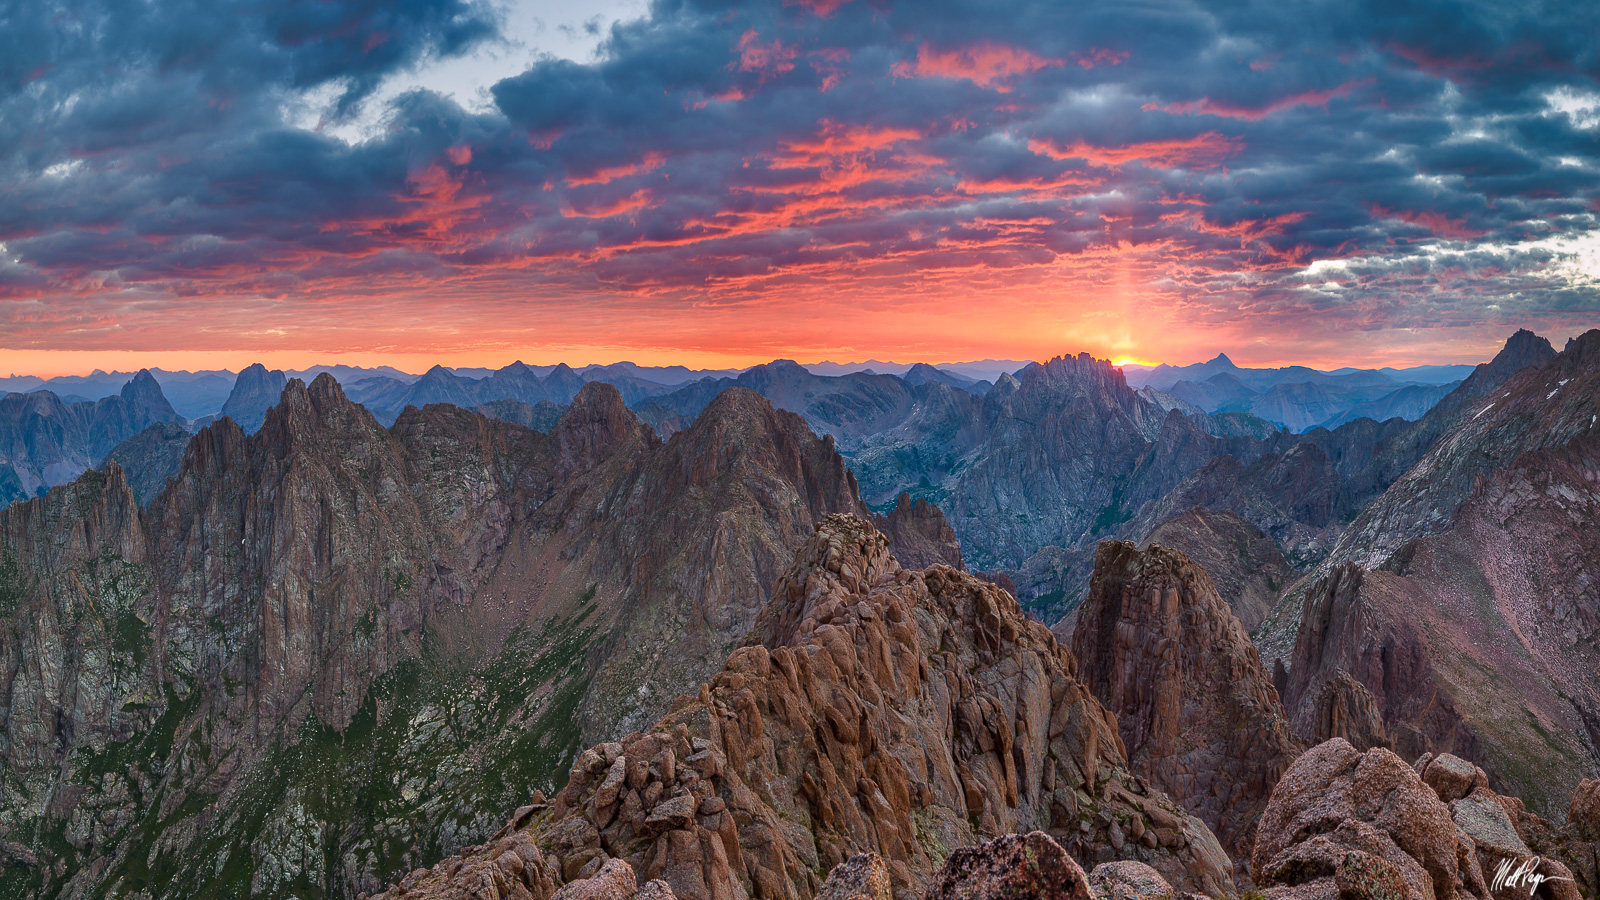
[1111,356,1159,368]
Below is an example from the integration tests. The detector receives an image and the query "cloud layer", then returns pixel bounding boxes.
[3,0,1599,366]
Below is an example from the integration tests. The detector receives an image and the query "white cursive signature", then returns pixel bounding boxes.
[1491,857,1574,897]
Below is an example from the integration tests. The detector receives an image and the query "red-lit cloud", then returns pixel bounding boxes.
[891,41,1064,92]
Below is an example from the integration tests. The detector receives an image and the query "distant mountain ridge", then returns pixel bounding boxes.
[0,370,182,502]
[5,352,1488,435]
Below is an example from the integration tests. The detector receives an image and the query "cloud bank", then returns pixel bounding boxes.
[3,0,1598,366]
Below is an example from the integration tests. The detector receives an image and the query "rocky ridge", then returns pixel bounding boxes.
[0,378,874,899]
[371,515,1237,900]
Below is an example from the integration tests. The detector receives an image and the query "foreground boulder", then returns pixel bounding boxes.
[1253,739,1585,900]
[370,515,1236,900]
[1414,753,1581,900]
[924,831,1091,900]
[1253,739,1468,900]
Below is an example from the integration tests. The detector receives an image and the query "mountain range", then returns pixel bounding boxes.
[1,329,1597,900]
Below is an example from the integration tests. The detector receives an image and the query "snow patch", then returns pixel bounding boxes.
[1473,403,1495,420]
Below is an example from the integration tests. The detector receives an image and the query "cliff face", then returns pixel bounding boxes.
[373,515,1238,900]
[0,379,872,900]
[1071,542,1301,869]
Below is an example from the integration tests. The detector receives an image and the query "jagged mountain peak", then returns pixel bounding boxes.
[550,381,648,475]
[1460,328,1556,393]
[119,368,179,420]
[1073,539,1300,867]
[377,512,1237,900]
[691,383,783,423]
[220,362,288,434]
[1026,351,1133,394]
[256,374,385,452]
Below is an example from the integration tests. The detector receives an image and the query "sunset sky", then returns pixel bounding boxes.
[3,0,1599,375]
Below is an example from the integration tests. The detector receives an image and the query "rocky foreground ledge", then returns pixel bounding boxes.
[362,516,1600,900]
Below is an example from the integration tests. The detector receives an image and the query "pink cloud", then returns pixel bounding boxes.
[890,41,1064,92]
[734,30,798,80]
[1149,79,1373,119]
[1029,132,1244,169]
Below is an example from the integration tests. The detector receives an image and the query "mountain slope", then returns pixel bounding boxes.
[219,362,289,433]
[1280,329,1600,818]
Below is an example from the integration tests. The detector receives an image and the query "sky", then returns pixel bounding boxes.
[3,0,1599,376]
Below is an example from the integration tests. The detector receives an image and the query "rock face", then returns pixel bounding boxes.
[218,361,288,432]
[1139,508,1294,630]
[0,379,870,900]
[874,493,964,571]
[1253,740,1581,900]
[1071,541,1301,866]
[372,515,1238,900]
[1280,330,1600,817]
[0,370,183,502]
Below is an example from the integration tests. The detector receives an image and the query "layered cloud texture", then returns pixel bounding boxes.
[3,0,1599,366]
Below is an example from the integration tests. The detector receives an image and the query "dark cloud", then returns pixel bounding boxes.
[2,0,1598,361]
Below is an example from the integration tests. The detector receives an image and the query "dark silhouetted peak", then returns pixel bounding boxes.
[1441,328,1557,409]
[1210,352,1236,367]
[119,369,179,421]
[550,381,643,475]
[1489,328,1556,374]
[221,363,288,434]
[1030,352,1127,388]
[549,362,575,376]
[307,371,348,406]
[420,364,455,380]
[1561,327,1600,361]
